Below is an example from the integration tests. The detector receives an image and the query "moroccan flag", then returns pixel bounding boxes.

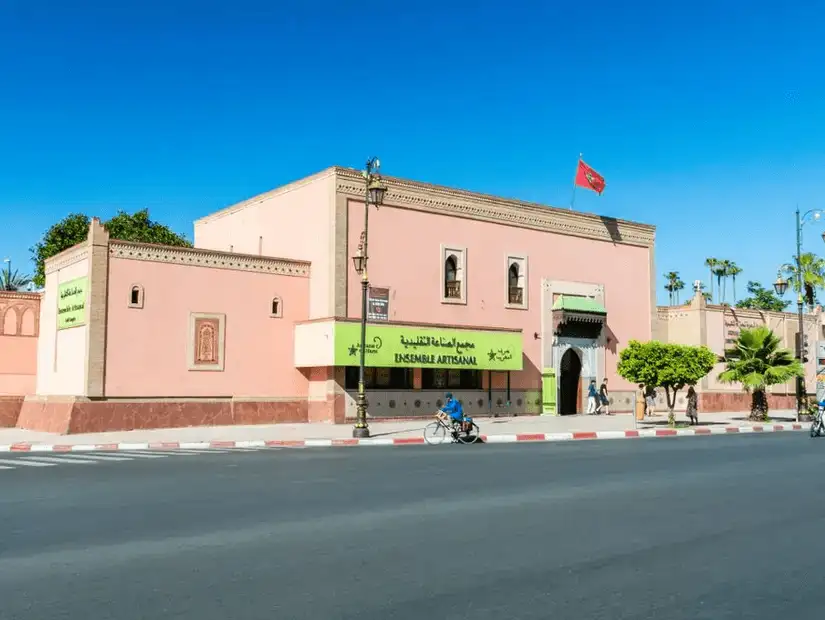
[575,160,606,195]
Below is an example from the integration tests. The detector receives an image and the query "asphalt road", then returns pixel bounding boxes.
[1,434,823,619]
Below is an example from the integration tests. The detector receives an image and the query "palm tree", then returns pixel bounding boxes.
[704,258,718,302]
[719,258,738,303]
[664,271,681,305]
[781,252,825,309]
[713,260,731,304]
[718,326,803,421]
[673,275,685,304]
[727,262,743,303]
[0,268,31,291]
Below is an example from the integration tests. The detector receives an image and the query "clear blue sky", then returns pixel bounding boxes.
[2,0,824,304]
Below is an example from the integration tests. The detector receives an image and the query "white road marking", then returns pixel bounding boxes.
[0,457,54,467]
[57,453,134,462]
[113,451,170,459]
[122,450,200,456]
[172,449,234,454]
[0,446,278,471]
[20,456,99,465]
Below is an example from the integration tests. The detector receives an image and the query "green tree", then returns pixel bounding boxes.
[718,326,803,421]
[0,267,32,291]
[735,281,789,312]
[617,340,717,426]
[30,210,191,287]
[781,252,825,308]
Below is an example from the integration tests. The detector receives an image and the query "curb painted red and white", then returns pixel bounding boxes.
[0,423,807,454]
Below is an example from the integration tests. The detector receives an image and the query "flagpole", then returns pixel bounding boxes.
[570,153,582,210]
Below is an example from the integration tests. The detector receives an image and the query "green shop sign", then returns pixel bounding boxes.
[333,322,523,370]
[57,276,88,330]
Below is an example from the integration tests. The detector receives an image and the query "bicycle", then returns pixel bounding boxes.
[424,411,481,445]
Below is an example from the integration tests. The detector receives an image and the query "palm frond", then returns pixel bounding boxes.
[719,326,803,390]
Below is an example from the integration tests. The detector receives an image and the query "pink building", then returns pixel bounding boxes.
[0,291,40,425]
[14,166,657,433]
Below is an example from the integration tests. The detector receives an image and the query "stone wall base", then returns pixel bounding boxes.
[308,393,347,424]
[698,392,797,412]
[17,396,310,435]
[0,396,23,427]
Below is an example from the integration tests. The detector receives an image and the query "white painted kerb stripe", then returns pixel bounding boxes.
[483,435,520,444]
[594,431,628,440]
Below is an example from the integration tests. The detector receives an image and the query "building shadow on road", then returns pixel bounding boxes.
[730,415,797,423]
[368,428,427,439]
[640,419,729,427]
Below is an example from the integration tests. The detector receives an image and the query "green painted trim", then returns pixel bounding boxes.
[541,368,557,415]
[551,295,606,314]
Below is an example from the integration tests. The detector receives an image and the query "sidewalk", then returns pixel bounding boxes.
[0,410,804,452]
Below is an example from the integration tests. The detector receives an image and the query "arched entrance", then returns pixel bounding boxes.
[559,348,582,415]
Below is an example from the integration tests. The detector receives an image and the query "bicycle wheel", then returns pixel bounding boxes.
[424,421,448,445]
[812,421,821,438]
[457,423,481,445]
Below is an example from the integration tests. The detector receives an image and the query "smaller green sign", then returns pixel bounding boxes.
[333,322,522,370]
[57,276,88,330]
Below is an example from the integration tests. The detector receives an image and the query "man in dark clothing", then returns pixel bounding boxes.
[598,379,610,415]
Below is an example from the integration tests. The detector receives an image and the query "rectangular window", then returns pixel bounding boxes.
[441,244,468,305]
[505,255,528,309]
[422,369,482,390]
[344,367,413,390]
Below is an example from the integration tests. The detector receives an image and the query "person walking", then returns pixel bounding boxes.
[587,380,598,414]
[636,384,646,421]
[598,378,610,415]
[645,385,657,417]
[686,385,699,425]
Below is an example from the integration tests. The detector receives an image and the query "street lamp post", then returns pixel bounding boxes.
[351,157,387,439]
[2,258,10,291]
[773,207,825,421]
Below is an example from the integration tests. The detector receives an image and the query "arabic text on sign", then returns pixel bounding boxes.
[398,335,477,355]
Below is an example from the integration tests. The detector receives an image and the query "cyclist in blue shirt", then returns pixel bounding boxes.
[440,392,469,429]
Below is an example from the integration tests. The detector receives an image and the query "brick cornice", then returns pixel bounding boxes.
[0,291,41,301]
[109,241,311,277]
[44,245,89,275]
[334,167,655,248]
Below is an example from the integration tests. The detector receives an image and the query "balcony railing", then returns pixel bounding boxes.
[509,286,524,305]
[445,280,462,299]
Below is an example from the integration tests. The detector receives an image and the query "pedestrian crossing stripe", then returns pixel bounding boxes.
[0,458,53,467]
[0,445,301,471]
[22,456,100,465]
